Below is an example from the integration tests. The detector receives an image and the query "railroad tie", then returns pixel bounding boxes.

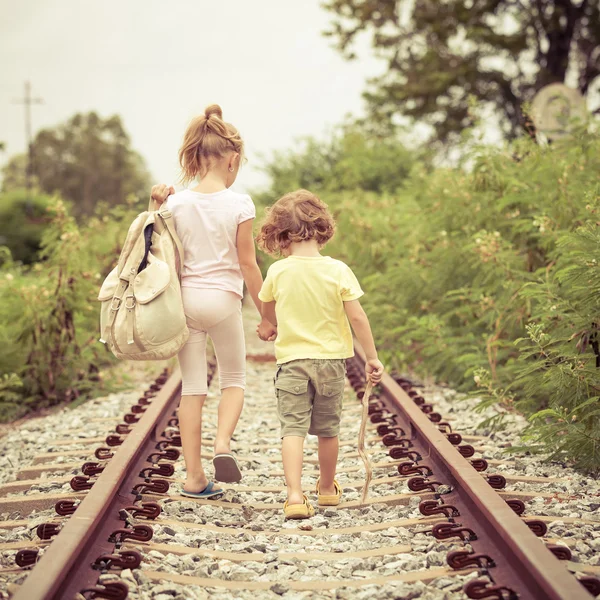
[3,347,599,600]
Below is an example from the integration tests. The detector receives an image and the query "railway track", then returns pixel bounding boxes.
[1,341,599,599]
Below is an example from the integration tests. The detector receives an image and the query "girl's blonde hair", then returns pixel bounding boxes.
[256,189,336,256]
[178,104,244,183]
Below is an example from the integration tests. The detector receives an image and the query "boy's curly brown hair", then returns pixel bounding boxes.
[256,189,336,257]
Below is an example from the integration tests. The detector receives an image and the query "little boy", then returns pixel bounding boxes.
[256,189,384,519]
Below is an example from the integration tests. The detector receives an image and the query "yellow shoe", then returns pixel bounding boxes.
[283,494,315,520]
[316,478,342,506]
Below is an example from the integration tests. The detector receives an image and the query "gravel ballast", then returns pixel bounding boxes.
[0,306,598,599]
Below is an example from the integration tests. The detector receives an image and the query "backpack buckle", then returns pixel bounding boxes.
[110,297,122,311]
[125,295,136,310]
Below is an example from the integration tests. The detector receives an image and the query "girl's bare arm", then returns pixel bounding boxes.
[261,300,277,327]
[237,219,264,313]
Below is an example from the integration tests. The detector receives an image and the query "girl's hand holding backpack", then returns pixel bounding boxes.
[150,184,175,208]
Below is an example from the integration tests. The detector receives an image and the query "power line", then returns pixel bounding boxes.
[12,81,44,197]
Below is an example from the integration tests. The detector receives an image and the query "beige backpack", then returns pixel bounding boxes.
[98,201,189,360]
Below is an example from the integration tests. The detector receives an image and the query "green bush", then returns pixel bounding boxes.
[0,190,52,264]
[256,123,418,203]
[0,195,143,421]
[260,128,600,471]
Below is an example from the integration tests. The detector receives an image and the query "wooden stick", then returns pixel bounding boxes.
[358,380,374,503]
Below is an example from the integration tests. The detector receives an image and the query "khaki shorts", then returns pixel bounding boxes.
[274,358,346,438]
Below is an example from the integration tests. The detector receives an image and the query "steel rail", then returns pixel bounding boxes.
[13,369,183,600]
[352,340,591,600]
[10,346,597,599]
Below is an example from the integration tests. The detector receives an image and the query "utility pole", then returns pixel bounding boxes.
[13,81,43,200]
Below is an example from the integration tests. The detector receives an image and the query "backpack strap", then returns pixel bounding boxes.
[100,279,129,344]
[158,207,185,280]
[116,212,148,279]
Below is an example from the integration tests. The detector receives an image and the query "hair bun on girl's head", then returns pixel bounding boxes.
[205,104,223,120]
[179,104,243,183]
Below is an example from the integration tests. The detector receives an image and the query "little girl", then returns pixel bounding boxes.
[151,104,275,498]
[256,189,384,519]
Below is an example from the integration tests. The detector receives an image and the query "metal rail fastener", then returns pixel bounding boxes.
[351,340,592,600]
[13,370,183,600]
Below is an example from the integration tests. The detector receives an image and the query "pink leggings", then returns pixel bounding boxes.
[178,288,246,396]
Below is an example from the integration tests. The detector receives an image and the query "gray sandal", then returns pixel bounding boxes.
[180,481,224,499]
[213,454,242,483]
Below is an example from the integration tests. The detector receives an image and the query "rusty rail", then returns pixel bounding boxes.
[8,345,599,599]
[350,340,592,600]
[13,369,182,600]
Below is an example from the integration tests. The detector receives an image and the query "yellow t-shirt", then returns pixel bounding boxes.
[258,255,364,364]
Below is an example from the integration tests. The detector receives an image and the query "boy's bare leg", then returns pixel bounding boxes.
[215,386,244,455]
[282,435,305,505]
[317,435,339,495]
[179,395,221,492]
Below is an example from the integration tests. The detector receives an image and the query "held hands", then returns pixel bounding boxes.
[150,183,175,206]
[257,318,277,342]
[366,359,384,384]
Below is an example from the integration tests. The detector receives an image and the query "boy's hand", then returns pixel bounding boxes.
[257,319,277,342]
[150,183,175,205]
[366,359,384,384]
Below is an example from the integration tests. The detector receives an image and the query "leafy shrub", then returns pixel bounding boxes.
[260,128,600,471]
[0,195,142,421]
[0,191,52,264]
[256,123,418,202]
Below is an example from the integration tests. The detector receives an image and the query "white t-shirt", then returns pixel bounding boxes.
[166,188,256,298]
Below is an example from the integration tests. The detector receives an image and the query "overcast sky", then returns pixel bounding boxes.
[0,0,382,194]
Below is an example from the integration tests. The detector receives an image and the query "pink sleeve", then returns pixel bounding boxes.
[238,195,256,224]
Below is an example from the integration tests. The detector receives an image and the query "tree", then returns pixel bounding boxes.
[323,0,600,144]
[1,154,30,191]
[0,191,51,264]
[1,112,150,218]
[260,123,418,200]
